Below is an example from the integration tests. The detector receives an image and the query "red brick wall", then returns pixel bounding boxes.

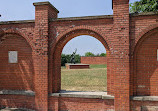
[134,28,158,96]
[113,0,130,110]
[0,1,158,111]
[51,28,111,94]
[33,2,58,110]
[81,57,107,64]
[49,12,114,96]
[49,97,114,111]
[130,15,158,96]
[0,95,35,110]
[0,34,34,91]
[131,101,158,111]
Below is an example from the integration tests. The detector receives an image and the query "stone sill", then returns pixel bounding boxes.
[50,90,114,99]
[0,90,35,96]
[131,96,158,101]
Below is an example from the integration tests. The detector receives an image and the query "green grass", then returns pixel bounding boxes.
[61,64,107,91]
[61,66,66,69]
[90,64,107,68]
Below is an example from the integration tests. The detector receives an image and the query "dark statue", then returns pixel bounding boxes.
[70,49,77,64]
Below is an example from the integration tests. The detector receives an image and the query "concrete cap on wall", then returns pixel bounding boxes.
[33,1,59,13]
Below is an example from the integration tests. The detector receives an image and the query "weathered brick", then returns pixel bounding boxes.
[0,1,157,111]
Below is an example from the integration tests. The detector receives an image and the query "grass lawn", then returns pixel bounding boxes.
[61,64,107,92]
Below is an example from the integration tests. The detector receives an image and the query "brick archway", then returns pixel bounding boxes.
[0,33,35,91]
[0,29,35,91]
[0,1,158,110]
[135,23,158,46]
[50,28,111,93]
[0,29,35,50]
[133,26,158,96]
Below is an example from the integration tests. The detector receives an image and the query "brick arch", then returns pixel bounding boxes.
[0,28,35,50]
[51,28,111,93]
[55,26,110,50]
[0,30,35,91]
[134,23,158,51]
[133,26,158,96]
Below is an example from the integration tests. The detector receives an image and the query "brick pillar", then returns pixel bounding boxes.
[33,2,59,111]
[113,0,130,111]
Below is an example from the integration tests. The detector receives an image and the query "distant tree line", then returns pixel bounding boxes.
[84,52,106,57]
[61,52,106,66]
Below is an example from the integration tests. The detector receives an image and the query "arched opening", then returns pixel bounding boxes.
[61,35,107,92]
[134,27,158,96]
[51,29,111,93]
[0,33,34,91]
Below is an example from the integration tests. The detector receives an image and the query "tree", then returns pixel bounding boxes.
[96,53,100,56]
[85,52,95,57]
[61,54,67,66]
[130,0,158,13]
[61,54,81,66]
[100,53,107,57]
[75,54,81,63]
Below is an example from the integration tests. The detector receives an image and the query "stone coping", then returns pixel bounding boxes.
[33,1,59,13]
[51,15,113,21]
[50,90,114,99]
[131,96,158,101]
[0,90,35,96]
[51,12,158,21]
[0,12,157,25]
[65,63,89,66]
[0,20,35,25]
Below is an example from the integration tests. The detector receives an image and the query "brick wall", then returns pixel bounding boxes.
[0,1,157,111]
[131,101,158,111]
[130,14,158,96]
[113,0,130,110]
[50,17,113,95]
[0,34,34,91]
[0,95,35,110]
[81,57,107,64]
[134,28,158,96]
[49,97,114,111]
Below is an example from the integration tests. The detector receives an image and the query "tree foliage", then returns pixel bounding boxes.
[130,0,158,13]
[100,53,107,57]
[61,54,81,66]
[84,52,106,57]
[85,52,95,57]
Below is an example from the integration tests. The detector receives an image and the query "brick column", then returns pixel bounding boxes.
[33,2,59,111]
[113,0,130,111]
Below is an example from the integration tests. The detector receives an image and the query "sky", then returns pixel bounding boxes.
[0,0,139,56]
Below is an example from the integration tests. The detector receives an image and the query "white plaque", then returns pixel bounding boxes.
[8,51,18,63]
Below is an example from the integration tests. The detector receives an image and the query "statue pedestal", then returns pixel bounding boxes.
[65,63,90,69]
